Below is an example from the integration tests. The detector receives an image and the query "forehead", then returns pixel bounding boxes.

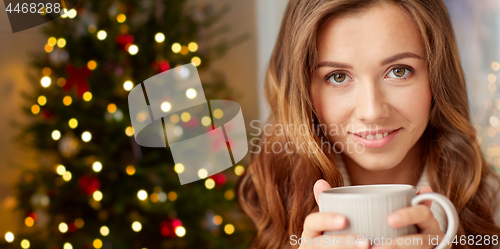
[317,2,425,62]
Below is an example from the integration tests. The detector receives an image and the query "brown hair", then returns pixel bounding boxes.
[237,0,500,248]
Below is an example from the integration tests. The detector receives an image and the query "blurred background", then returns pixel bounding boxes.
[0,0,499,248]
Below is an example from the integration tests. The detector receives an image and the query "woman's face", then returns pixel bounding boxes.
[311,2,432,170]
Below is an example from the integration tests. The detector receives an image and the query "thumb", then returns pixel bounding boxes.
[313,179,332,205]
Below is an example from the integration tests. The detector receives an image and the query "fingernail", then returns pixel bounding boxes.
[331,215,346,227]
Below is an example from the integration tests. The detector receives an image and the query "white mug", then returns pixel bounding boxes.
[319,184,458,249]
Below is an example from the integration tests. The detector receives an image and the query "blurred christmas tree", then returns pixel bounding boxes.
[8,0,254,248]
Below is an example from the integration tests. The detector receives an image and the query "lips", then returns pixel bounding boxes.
[349,128,402,148]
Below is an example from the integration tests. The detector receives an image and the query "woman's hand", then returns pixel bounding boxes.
[297,179,369,249]
[371,186,447,249]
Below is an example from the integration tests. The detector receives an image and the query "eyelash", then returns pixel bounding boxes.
[324,65,415,87]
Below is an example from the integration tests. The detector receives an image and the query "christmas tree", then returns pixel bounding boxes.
[7,0,254,248]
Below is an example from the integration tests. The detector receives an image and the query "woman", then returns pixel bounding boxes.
[237,0,500,248]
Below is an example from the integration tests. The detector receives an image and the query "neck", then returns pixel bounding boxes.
[341,140,424,186]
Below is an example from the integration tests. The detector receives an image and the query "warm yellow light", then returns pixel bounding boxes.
[37,96,46,106]
[59,222,68,233]
[117,14,126,23]
[44,44,54,53]
[4,232,13,242]
[42,67,52,76]
[128,45,138,55]
[224,224,235,235]
[201,116,211,127]
[41,76,51,87]
[48,37,57,46]
[186,88,197,99]
[82,131,92,142]
[68,9,77,19]
[74,218,84,228]
[150,193,159,202]
[93,238,103,249]
[62,171,72,181]
[188,42,198,52]
[21,239,30,248]
[83,92,92,101]
[174,163,184,173]
[100,226,109,236]
[97,30,107,40]
[172,43,181,53]
[57,38,66,48]
[212,215,222,225]
[180,46,188,55]
[191,56,201,67]
[181,112,191,122]
[161,102,171,112]
[57,78,66,87]
[63,242,72,249]
[88,25,96,33]
[56,165,66,175]
[93,191,103,201]
[168,191,177,201]
[107,103,117,113]
[25,217,34,227]
[123,80,133,91]
[175,226,186,237]
[205,178,215,189]
[31,105,40,115]
[92,161,102,172]
[87,60,97,70]
[69,118,78,129]
[52,130,61,140]
[198,168,208,179]
[234,165,245,176]
[126,165,136,175]
[125,127,134,137]
[213,109,223,119]
[155,33,165,43]
[63,96,72,106]
[137,190,148,201]
[224,190,234,200]
[493,62,500,71]
[170,114,179,124]
[132,221,142,232]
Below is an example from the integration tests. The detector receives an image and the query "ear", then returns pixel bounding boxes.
[313,179,332,205]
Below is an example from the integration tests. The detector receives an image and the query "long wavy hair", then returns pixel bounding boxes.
[237,0,500,248]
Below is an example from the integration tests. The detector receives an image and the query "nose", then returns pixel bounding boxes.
[354,79,390,123]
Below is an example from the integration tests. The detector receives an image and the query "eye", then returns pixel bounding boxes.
[328,73,351,85]
[387,67,411,78]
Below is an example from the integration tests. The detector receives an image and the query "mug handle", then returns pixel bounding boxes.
[411,193,459,249]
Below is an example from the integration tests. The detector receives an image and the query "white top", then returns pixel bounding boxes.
[334,154,500,241]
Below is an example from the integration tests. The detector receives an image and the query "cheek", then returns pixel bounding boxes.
[390,79,432,125]
[311,83,352,125]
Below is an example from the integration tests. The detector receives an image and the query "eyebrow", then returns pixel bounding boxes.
[317,52,424,69]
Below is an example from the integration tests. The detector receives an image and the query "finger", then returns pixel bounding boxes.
[387,205,441,234]
[301,212,346,240]
[371,234,437,249]
[314,179,332,205]
[416,186,433,209]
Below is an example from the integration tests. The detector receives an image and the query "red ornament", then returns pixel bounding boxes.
[42,109,53,119]
[160,219,176,238]
[68,223,77,232]
[152,59,170,73]
[65,64,91,97]
[210,173,227,186]
[29,212,37,221]
[116,34,134,51]
[78,176,100,195]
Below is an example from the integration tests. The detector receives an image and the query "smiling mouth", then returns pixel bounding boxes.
[351,128,402,140]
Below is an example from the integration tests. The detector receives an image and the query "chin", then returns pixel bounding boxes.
[345,152,405,171]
